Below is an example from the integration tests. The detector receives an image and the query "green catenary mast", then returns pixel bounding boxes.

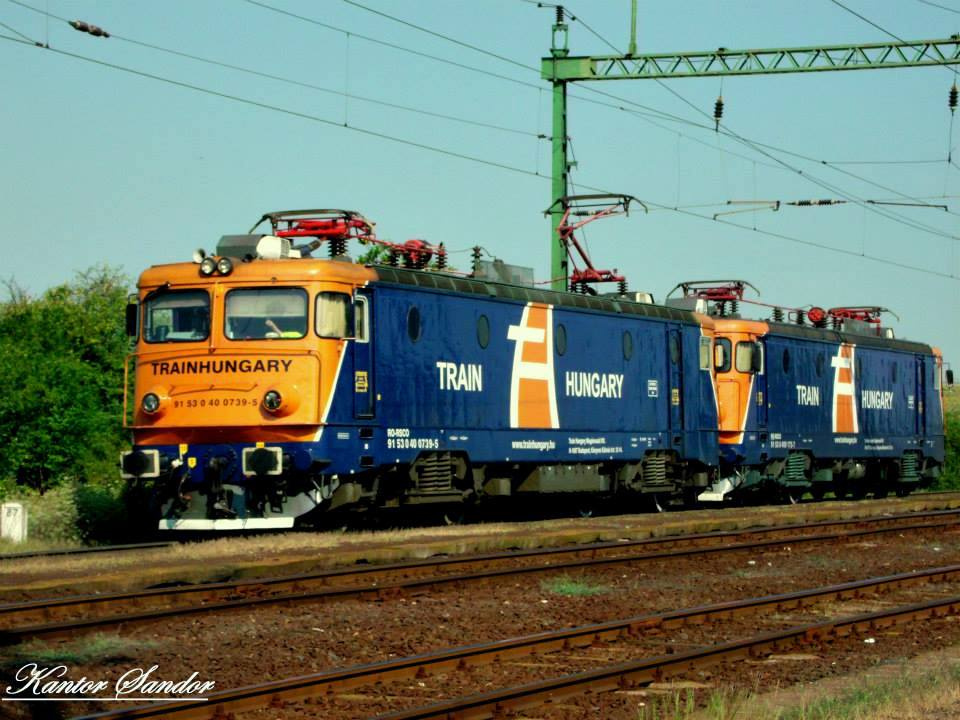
[542,2,960,291]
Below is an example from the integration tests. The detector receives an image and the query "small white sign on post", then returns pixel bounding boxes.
[1,502,28,543]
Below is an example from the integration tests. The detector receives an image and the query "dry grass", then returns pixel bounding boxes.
[772,663,960,720]
[1,494,959,596]
[702,645,960,720]
[0,633,157,666]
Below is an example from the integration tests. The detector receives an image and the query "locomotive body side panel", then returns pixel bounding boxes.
[710,316,944,498]
[357,282,719,469]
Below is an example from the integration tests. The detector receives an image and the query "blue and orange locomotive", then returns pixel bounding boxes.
[120,210,947,529]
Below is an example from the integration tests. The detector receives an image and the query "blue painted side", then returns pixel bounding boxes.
[323,283,719,471]
[134,283,719,493]
[723,332,944,467]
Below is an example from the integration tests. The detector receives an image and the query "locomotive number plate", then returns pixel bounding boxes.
[173,397,259,409]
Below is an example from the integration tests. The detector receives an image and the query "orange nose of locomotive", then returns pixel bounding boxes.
[134,354,318,428]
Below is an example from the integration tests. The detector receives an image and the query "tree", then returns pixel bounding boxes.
[0,266,130,492]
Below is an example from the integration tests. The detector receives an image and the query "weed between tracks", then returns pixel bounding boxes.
[540,574,609,596]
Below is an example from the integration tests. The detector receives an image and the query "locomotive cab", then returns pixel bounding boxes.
[121,239,377,530]
[712,320,767,448]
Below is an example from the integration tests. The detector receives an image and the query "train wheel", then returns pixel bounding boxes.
[895,485,913,498]
[810,486,826,502]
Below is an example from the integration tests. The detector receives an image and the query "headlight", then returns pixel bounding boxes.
[199,257,217,276]
[142,393,161,414]
[263,390,282,412]
[217,257,233,275]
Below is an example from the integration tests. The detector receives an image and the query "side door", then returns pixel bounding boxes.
[915,355,926,437]
[667,327,684,439]
[752,338,768,432]
[353,291,374,419]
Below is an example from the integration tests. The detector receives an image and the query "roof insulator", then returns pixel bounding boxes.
[713,95,724,132]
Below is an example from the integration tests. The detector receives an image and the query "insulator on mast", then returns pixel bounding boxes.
[470,246,482,276]
[950,83,958,114]
[713,95,724,131]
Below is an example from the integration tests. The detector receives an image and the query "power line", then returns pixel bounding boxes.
[0,34,548,180]
[5,0,958,281]
[0,17,37,44]
[916,0,960,14]
[241,0,544,91]
[823,158,945,165]
[340,0,537,73]
[829,0,958,76]
[573,173,957,280]
[641,56,960,237]
[562,2,960,239]
[250,0,954,203]
[111,36,543,140]
[6,0,545,139]
[3,28,952,280]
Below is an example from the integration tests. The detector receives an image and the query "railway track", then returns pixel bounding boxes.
[0,541,173,562]
[73,563,960,719]
[1,508,958,645]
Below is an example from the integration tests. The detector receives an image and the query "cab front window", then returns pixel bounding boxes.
[225,288,307,340]
[144,289,210,343]
[715,338,732,373]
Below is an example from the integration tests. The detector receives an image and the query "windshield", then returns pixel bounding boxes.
[715,338,732,373]
[144,290,210,343]
[225,287,307,340]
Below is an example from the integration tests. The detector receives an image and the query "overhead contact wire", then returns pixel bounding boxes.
[564,2,960,236]
[2,3,956,280]
[0,36,547,180]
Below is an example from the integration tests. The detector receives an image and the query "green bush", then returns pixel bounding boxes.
[0,267,130,494]
[933,410,960,490]
[2,479,137,546]
[6,484,82,546]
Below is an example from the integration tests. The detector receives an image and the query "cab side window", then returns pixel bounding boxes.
[316,292,353,339]
[699,337,711,370]
[353,295,369,342]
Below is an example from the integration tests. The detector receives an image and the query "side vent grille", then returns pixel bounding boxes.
[414,452,455,493]
[642,454,667,485]
[900,451,920,482]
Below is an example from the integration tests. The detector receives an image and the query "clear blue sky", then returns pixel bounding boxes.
[2,0,958,363]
